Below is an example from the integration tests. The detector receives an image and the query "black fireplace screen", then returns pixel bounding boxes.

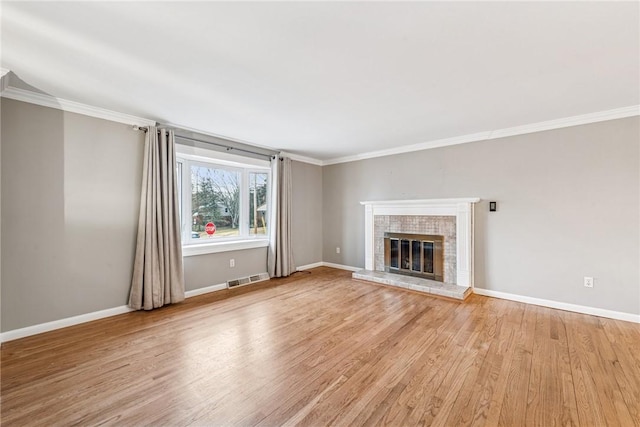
[384,232,444,282]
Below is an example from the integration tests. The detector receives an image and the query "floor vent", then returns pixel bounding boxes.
[227,273,270,289]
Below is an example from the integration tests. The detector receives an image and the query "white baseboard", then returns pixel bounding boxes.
[473,288,640,324]
[297,261,361,272]
[0,305,135,343]
[322,262,362,272]
[296,262,324,271]
[1,282,232,343]
[185,283,227,297]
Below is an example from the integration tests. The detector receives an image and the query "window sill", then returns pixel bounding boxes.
[182,239,269,257]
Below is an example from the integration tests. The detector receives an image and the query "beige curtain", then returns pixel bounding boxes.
[268,156,294,277]
[129,127,185,310]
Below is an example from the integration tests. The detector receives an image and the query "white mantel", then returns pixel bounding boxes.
[360,198,480,287]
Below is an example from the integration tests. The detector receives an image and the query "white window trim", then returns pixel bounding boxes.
[176,145,271,256]
[182,239,269,257]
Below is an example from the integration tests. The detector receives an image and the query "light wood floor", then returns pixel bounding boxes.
[1,267,639,426]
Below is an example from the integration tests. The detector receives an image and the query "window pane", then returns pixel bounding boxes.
[191,165,240,239]
[176,162,183,225]
[249,172,268,236]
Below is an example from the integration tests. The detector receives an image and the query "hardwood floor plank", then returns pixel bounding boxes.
[360,301,478,425]
[466,299,518,427]
[291,307,436,426]
[497,302,537,426]
[396,298,492,426]
[1,267,638,426]
[437,297,506,427]
[251,289,434,425]
[526,306,556,426]
[566,312,635,426]
[551,310,581,427]
[348,300,480,426]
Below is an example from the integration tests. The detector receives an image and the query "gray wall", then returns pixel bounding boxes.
[1,99,144,331]
[323,117,640,315]
[291,160,323,268]
[2,97,637,330]
[183,248,268,291]
[0,99,324,332]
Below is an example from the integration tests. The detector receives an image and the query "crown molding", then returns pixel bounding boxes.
[323,105,640,166]
[488,105,640,140]
[1,86,156,127]
[2,84,636,166]
[0,68,10,92]
[323,131,492,166]
[0,85,326,163]
[280,151,324,166]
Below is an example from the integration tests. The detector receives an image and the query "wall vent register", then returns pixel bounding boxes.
[227,273,270,289]
[384,232,444,282]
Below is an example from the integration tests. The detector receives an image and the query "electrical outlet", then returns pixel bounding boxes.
[230,259,235,268]
[584,277,593,288]
[336,247,341,254]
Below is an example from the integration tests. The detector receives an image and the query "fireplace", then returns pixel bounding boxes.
[384,232,444,281]
[359,198,479,286]
[354,198,479,300]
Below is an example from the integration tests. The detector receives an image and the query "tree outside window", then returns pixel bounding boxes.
[191,165,240,238]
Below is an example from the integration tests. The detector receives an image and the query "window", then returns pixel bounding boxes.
[176,147,270,255]
[249,171,268,236]
[190,164,241,239]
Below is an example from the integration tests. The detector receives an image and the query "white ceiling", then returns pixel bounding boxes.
[2,1,639,162]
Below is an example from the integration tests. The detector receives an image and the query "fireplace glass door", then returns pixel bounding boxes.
[384,233,444,282]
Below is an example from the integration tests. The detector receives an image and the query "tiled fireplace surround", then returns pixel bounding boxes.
[353,198,480,300]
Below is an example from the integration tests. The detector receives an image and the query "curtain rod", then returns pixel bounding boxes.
[133,125,279,160]
[176,134,276,160]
